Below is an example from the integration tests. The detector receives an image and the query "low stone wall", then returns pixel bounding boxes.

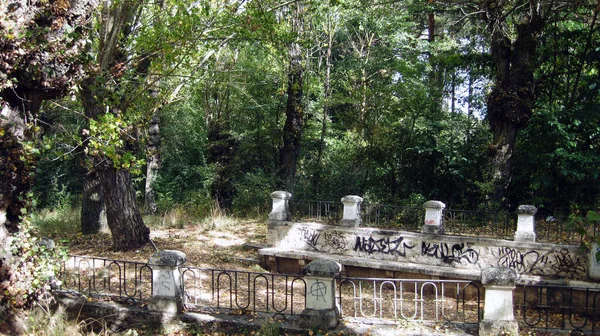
[262,221,588,283]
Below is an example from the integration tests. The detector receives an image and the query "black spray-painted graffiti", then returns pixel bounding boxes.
[495,247,545,274]
[299,228,320,249]
[493,247,587,278]
[353,236,415,256]
[550,248,587,276]
[323,232,347,252]
[421,242,479,264]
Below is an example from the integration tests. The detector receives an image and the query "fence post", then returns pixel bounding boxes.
[300,259,341,329]
[269,191,292,222]
[514,205,537,242]
[421,200,445,235]
[148,250,186,314]
[479,267,519,336]
[340,195,362,227]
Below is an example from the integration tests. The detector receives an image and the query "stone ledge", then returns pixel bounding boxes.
[259,247,600,288]
[259,247,481,280]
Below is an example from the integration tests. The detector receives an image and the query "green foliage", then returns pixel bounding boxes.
[0,217,68,314]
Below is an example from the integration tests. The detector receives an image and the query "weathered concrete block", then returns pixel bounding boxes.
[269,191,292,222]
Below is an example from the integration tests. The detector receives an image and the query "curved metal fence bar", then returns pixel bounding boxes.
[336,277,482,323]
[516,284,600,333]
[57,255,152,302]
[179,266,306,315]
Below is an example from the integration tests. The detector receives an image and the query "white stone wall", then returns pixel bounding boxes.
[269,222,588,281]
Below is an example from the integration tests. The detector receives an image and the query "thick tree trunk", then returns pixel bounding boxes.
[486,14,543,206]
[279,2,304,192]
[97,162,150,250]
[144,112,160,215]
[81,170,106,234]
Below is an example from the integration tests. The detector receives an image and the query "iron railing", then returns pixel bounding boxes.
[442,209,515,240]
[289,199,342,224]
[179,267,307,315]
[361,203,423,232]
[56,255,152,303]
[337,277,483,323]
[517,284,600,334]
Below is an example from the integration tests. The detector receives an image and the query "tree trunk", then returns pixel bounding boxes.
[486,11,544,206]
[97,162,150,250]
[207,120,237,212]
[279,1,304,192]
[81,170,106,234]
[144,111,160,214]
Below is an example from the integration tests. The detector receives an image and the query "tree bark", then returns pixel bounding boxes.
[97,161,149,250]
[144,111,160,214]
[81,170,106,234]
[279,1,305,192]
[484,2,545,206]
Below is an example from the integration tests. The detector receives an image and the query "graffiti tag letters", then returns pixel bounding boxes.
[299,228,320,249]
[353,236,415,256]
[421,242,479,264]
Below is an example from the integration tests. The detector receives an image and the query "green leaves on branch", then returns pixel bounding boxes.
[83,114,144,174]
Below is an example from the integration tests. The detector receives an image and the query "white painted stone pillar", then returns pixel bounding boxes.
[514,205,537,242]
[300,259,342,329]
[148,250,186,314]
[479,267,519,336]
[340,195,363,227]
[268,191,292,222]
[421,200,445,235]
[589,242,600,280]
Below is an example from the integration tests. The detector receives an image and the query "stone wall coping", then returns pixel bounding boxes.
[341,195,363,203]
[148,250,187,267]
[481,267,517,286]
[271,191,292,200]
[423,200,446,209]
[516,205,537,215]
[274,221,580,250]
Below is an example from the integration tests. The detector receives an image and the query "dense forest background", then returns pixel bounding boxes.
[16,0,600,222]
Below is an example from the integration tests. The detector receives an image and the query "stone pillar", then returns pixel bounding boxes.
[268,191,292,222]
[514,205,537,242]
[340,195,362,227]
[148,250,186,314]
[589,242,600,280]
[300,259,341,329]
[479,267,519,336]
[421,200,445,235]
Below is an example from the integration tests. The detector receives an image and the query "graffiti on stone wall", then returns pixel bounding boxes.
[323,232,347,252]
[550,248,587,277]
[299,228,320,249]
[493,247,587,277]
[353,236,415,256]
[421,242,479,264]
[494,247,545,274]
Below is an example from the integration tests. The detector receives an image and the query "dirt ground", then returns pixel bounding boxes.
[63,218,269,271]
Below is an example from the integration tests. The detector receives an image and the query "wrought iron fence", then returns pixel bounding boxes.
[535,217,600,245]
[289,199,341,224]
[336,277,483,323]
[442,209,515,240]
[57,255,152,302]
[516,284,600,334]
[361,203,423,232]
[179,267,307,315]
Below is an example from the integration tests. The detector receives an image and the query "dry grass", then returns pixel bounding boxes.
[61,216,268,270]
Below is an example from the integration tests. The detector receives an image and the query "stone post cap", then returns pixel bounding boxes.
[423,200,446,209]
[517,205,537,215]
[302,259,342,278]
[481,267,517,286]
[149,250,187,267]
[271,191,292,200]
[341,195,363,203]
